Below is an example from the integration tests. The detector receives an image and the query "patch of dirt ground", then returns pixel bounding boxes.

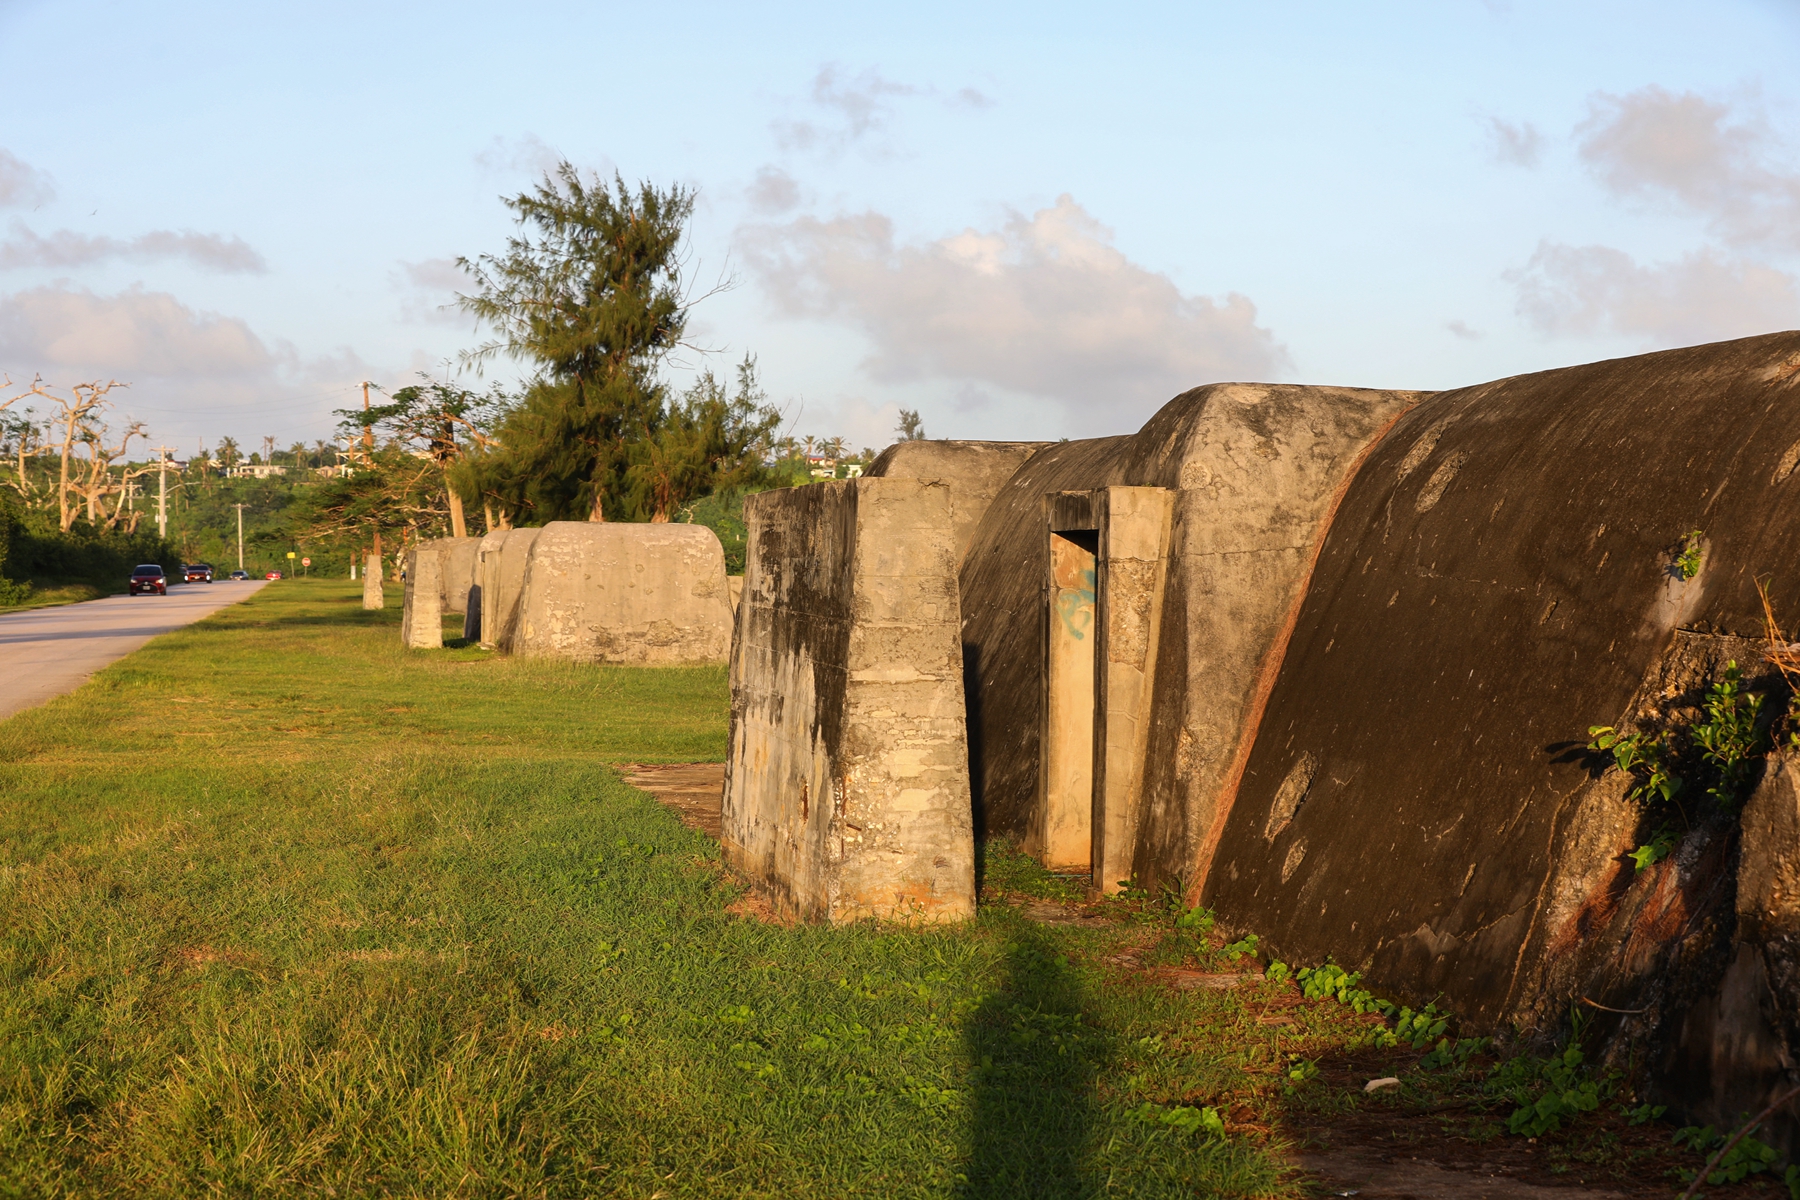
[620,762,724,838]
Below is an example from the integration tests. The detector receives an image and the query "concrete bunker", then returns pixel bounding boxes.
[514,522,732,665]
[723,330,1800,1135]
[1196,331,1800,1142]
[956,382,1421,894]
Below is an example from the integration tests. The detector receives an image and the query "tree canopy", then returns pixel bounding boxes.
[457,165,706,521]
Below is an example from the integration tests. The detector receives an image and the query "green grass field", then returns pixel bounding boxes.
[1,581,1691,1198]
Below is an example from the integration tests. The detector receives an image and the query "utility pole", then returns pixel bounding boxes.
[232,503,247,571]
[152,445,175,539]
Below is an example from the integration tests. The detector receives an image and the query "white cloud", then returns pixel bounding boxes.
[950,87,995,111]
[0,221,267,273]
[1445,319,1482,340]
[1510,241,1800,344]
[743,195,1288,431]
[0,284,273,380]
[0,284,379,442]
[774,65,919,153]
[474,133,567,179]
[746,166,801,215]
[1576,85,1800,253]
[392,257,471,325]
[0,151,54,208]
[1485,118,1544,168]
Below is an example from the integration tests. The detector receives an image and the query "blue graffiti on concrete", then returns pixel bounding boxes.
[1054,566,1096,640]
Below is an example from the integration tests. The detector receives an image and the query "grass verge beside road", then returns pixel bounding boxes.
[0,581,1728,1197]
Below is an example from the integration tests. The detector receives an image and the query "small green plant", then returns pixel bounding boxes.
[1296,963,1382,1011]
[1489,1045,1608,1136]
[1674,1122,1783,1186]
[1263,960,1291,983]
[1629,827,1677,872]
[1588,726,1682,804]
[1786,1163,1800,1200]
[1392,1003,1451,1050]
[1220,933,1260,962]
[1128,1101,1226,1138]
[1487,1014,1621,1138]
[1284,1056,1319,1087]
[1175,905,1215,936]
[1691,661,1766,807]
[1675,530,1704,580]
[1294,963,1453,1048]
[1419,1036,1488,1071]
[1624,1101,1667,1125]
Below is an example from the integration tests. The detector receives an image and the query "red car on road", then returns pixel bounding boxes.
[129,564,167,595]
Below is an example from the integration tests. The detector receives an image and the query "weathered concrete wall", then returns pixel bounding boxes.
[478,528,540,652]
[1195,332,1800,1116]
[722,478,975,923]
[431,537,480,615]
[867,439,1049,566]
[514,522,732,665]
[362,553,383,610]
[401,546,443,649]
[958,383,1421,890]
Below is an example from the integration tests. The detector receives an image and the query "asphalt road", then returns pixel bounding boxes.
[0,580,268,722]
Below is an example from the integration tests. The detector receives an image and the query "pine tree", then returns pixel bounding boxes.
[457,165,691,522]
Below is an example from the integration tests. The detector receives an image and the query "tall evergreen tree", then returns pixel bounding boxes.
[458,165,691,522]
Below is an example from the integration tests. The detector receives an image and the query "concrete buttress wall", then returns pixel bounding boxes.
[430,537,480,614]
[401,547,443,649]
[866,439,1049,566]
[722,478,975,923]
[515,522,732,665]
[362,553,384,610]
[479,528,539,652]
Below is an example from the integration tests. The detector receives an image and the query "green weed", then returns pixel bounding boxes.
[1675,530,1705,580]
[1673,1121,1784,1187]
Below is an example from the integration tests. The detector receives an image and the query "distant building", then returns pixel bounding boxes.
[226,463,288,479]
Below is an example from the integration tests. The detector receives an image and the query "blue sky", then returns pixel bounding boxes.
[1,0,1796,453]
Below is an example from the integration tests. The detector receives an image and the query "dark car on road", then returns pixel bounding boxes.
[228,569,250,581]
[183,563,214,583]
[129,564,167,596]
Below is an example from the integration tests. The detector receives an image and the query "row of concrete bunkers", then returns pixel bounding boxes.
[720,331,1800,1148]
[375,523,736,664]
[364,331,1800,1145]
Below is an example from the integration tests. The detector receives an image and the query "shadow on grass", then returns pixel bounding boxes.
[960,921,1106,1198]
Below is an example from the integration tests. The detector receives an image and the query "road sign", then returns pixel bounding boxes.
[286,551,296,559]
[301,557,311,566]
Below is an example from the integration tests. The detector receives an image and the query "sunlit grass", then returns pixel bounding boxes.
[0,580,1325,1198]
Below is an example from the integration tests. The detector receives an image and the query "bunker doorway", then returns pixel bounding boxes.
[1042,527,1099,874]
[1032,487,1173,894]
